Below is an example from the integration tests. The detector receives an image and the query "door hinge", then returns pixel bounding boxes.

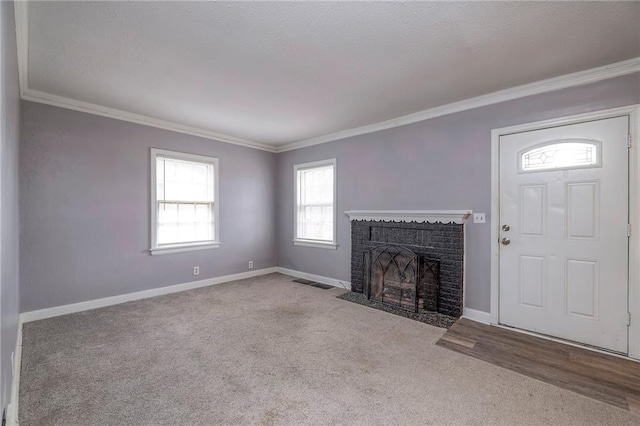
[628,312,631,326]
[628,223,632,238]
[628,134,632,149]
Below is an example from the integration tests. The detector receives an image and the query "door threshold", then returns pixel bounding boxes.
[494,323,639,363]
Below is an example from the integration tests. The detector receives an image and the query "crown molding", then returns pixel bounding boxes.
[345,210,473,224]
[14,1,276,153]
[14,0,28,95]
[15,1,639,154]
[277,57,640,152]
[22,89,277,152]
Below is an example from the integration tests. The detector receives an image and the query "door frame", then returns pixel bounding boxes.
[490,104,640,359]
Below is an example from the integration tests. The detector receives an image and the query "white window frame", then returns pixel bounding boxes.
[150,148,220,256]
[293,158,338,249]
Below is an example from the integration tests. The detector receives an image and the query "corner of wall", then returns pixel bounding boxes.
[273,147,281,266]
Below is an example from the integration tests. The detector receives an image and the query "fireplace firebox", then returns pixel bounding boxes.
[364,245,440,313]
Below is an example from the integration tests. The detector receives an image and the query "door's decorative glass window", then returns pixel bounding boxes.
[520,139,601,172]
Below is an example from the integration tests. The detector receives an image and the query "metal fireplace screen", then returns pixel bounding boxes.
[364,245,440,313]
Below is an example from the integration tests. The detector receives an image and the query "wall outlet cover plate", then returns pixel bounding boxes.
[473,213,486,223]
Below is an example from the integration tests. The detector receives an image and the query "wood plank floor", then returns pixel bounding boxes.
[436,319,640,412]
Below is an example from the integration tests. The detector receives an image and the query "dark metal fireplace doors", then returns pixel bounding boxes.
[364,244,440,314]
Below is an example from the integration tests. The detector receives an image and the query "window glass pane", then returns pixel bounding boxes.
[296,162,334,242]
[159,202,177,223]
[178,203,195,224]
[176,162,192,182]
[521,141,600,172]
[192,165,207,184]
[154,152,217,247]
[299,165,333,205]
[157,202,214,245]
[165,160,176,179]
[157,157,214,202]
[195,204,210,223]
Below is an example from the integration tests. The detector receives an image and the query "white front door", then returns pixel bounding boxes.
[499,116,629,353]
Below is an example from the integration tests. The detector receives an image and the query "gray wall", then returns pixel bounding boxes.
[17,68,640,316]
[20,102,277,312]
[277,73,640,313]
[1,0,21,411]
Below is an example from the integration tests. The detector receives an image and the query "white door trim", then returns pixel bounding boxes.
[490,104,640,359]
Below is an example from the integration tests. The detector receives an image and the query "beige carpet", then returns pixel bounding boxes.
[19,273,640,425]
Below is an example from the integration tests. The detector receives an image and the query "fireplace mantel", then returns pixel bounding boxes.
[344,210,472,224]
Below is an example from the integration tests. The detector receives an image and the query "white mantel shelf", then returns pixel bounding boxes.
[344,210,473,224]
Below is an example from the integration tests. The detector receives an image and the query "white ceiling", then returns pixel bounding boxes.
[26,1,640,148]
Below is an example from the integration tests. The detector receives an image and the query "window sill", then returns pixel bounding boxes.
[293,240,338,250]
[150,242,221,256]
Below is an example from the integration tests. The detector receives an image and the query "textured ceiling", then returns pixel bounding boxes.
[27,2,640,147]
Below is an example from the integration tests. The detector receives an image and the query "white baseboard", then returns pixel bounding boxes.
[280,268,490,325]
[276,267,351,291]
[6,320,23,426]
[462,307,493,325]
[19,267,279,323]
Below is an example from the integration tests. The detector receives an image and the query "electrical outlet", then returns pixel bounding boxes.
[248,261,254,269]
[193,266,200,276]
[473,213,486,224]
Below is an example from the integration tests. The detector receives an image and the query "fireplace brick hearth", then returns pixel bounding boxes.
[350,220,464,318]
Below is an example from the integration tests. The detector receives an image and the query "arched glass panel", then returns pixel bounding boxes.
[520,139,601,172]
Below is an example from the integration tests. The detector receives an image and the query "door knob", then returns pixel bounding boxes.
[501,237,511,245]
[502,224,510,231]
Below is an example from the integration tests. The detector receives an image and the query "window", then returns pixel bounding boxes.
[294,159,337,249]
[519,139,601,173]
[150,149,220,255]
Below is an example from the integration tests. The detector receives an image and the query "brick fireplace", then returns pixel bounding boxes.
[347,210,470,318]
